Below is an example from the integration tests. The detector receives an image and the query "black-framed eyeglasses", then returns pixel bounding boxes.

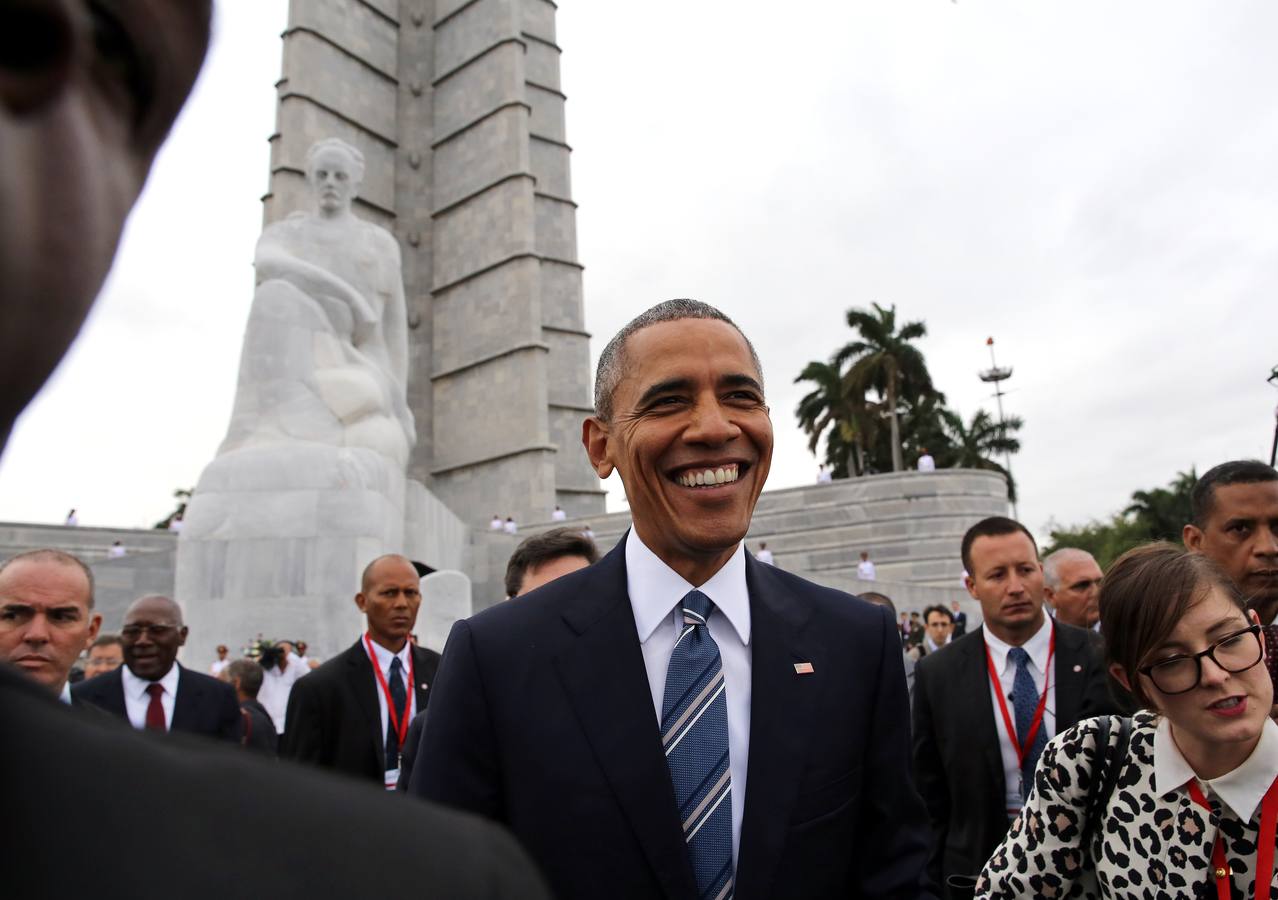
[121,624,178,640]
[1138,624,1264,695]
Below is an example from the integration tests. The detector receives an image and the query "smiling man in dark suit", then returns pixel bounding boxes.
[411,299,933,900]
[280,554,440,789]
[74,594,240,740]
[911,517,1117,895]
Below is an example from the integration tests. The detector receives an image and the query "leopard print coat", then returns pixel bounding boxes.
[976,713,1278,899]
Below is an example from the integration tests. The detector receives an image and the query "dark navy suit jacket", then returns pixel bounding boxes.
[410,533,935,900]
[72,663,240,741]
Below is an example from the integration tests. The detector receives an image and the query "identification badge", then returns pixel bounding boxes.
[384,767,400,790]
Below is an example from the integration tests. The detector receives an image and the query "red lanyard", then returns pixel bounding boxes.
[985,625,1055,769]
[364,633,414,749]
[1187,774,1278,900]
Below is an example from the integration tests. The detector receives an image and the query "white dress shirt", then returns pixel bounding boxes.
[857,559,876,580]
[59,682,72,704]
[552,508,567,521]
[365,636,417,786]
[121,663,181,730]
[984,617,1056,814]
[1154,715,1278,821]
[626,531,751,869]
[917,454,936,472]
[755,548,774,565]
[209,658,230,677]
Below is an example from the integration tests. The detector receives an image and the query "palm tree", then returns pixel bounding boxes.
[938,408,1023,500]
[1123,468,1196,541]
[794,359,881,477]
[835,303,937,472]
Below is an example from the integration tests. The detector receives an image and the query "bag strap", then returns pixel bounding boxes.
[1081,715,1131,849]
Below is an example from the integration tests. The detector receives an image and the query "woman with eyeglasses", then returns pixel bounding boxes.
[976,542,1278,899]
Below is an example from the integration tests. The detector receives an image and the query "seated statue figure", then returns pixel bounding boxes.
[219,137,415,468]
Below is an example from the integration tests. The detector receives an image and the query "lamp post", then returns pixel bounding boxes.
[1268,365,1277,467]
[979,337,1017,518]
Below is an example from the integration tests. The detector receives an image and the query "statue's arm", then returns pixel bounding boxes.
[254,228,378,326]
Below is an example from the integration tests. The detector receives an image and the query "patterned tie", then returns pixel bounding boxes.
[385,656,407,771]
[145,682,166,732]
[1008,647,1047,799]
[661,590,734,900]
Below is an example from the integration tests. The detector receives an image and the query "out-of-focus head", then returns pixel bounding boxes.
[121,594,186,681]
[1102,543,1269,757]
[860,591,896,618]
[0,549,99,692]
[923,604,954,646]
[1043,548,1103,629]
[356,554,421,650]
[961,517,1043,644]
[215,644,228,659]
[584,300,771,583]
[224,658,263,700]
[504,528,599,598]
[84,633,124,679]
[1184,461,1278,625]
[305,137,363,216]
[0,0,213,449]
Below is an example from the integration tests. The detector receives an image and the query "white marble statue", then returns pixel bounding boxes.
[220,137,415,467]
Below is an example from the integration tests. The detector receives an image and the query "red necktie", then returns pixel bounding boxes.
[145,683,166,732]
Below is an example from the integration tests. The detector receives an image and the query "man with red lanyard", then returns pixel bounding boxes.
[913,517,1119,896]
[282,555,441,788]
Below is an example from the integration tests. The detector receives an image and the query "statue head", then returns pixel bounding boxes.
[305,138,365,216]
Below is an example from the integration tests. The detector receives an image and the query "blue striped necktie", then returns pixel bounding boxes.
[1008,646,1047,799]
[661,590,734,900]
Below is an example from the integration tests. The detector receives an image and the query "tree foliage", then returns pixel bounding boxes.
[1043,468,1197,569]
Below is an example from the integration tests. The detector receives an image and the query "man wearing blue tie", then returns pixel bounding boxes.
[410,299,934,899]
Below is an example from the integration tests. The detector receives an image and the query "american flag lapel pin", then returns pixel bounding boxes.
[793,662,815,675]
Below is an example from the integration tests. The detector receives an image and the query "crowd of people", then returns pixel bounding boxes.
[4,4,1278,899]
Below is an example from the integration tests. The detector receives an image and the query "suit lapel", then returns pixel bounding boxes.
[345,640,384,759]
[554,537,699,900]
[1052,623,1085,729]
[734,559,820,900]
[967,628,1006,802]
[410,646,432,715]
[101,668,128,718]
[169,665,198,732]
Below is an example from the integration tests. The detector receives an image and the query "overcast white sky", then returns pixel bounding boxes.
[2,1,1275,539]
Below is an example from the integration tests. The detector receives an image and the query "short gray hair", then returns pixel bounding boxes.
[1042,547,1095,590]
[305,137,365,185]
[593,299,763,422]
[0,549,95,609]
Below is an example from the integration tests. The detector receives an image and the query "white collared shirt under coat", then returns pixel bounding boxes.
[364,637,416,747]
[120,662,181,730]
[983,616,1056,812]
[626,531,751,870]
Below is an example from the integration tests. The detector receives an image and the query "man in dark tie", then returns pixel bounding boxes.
[411,299,933,899]
[281,554,441,789]
[74,595,240,740]
[911,516,1117,895]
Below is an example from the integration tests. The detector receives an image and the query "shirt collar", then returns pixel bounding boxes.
[983,615,1052,676]
[121,661,181,701]
[59,682,72,705]
[365,635,412,673]
[1154,716,1278,820]
[626,530,751,647]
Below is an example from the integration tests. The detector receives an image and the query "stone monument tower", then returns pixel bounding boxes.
[264,0,604,526]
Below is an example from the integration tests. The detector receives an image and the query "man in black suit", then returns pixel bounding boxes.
[74,594,240,740]
[950,600,967,637]
[281,553,441,789]
[224,658,279,754]
[912,516,1117,895]
[0,549,100,703]
[411,300,933,899]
